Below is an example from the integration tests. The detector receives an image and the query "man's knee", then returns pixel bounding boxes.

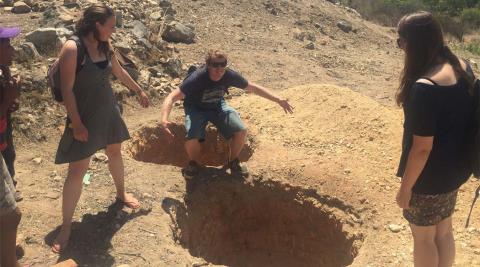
[237,129,247,136]
[185,138,202,147]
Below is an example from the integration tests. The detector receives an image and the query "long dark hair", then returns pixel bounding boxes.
[396,11,474,106]
[75,3,114,56]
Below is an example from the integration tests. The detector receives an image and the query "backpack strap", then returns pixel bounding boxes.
[69,35,86,73]
[464,59,476,80]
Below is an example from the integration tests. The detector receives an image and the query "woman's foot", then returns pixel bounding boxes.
[115,193,140,209]
[51,226,71,254]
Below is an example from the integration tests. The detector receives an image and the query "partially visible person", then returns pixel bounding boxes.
[52,4,149,253]
[0,28,21,202]
[0,25,24,267]
[161,50,293,178]
[395,11,475,267]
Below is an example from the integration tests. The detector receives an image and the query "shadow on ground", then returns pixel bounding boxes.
[162,167,363,267]
[45,201,151,266]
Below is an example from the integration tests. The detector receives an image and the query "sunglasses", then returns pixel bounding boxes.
[209,61,227,68]
[396,37,405,49]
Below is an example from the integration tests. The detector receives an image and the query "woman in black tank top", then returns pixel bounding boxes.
[395,11,475,267]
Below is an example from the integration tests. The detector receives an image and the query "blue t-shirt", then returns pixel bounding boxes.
[180,67,249,110]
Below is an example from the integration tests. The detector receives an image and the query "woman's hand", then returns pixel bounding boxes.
[72,122,88,142]
[137,90,150,108]
[396,187,412,209]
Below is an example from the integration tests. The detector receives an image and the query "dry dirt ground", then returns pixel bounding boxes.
[2,0,480,266]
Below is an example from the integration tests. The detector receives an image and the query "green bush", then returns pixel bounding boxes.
[465,41,480,55]
[461,7,480,29]
[340,0,480,39]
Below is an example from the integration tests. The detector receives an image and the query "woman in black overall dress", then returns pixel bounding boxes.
[52,4,149,253]
[395,12,475,267]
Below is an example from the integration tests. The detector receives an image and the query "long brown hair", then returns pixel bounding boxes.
[396,11,473,106]
[75,3,114,56]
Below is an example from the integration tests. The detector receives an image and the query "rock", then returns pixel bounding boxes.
[159,0,175,15]
[162,58,183,77]
[115,10,123,28]
[115,42,132,54]
[21,0,34,6]
[42,4,59,21]
[159,0,172,9]
[305,42,315,50]
[149,11,162,21]
[12,1,31,14]
[388,224,403,233]
[1,0,14,7]
[163,14,175,23]
[25,27,72,54]
[294,29,315,42]
[14,42,40,63]
[25,236,38,244]
[63,0,78,8]
[93,152,108,162]
[137,38,153,50]
[51,259,78,267]
[162,21,195,44]
[469,59,478,70]
[32,157,42,164]
[337,20,353,33]
[130,20,148,39]
[53,176,62,182]
[45,192,60,200]
[59,13,75,25]
[116,265,130,267]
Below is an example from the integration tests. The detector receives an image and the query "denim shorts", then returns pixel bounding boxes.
[184,102,246,141]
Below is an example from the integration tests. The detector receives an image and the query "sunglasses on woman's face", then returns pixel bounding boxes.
[396,38,406,49]
[209,61,227,68]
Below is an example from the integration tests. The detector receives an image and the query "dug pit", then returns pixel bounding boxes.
[163,177,364,267]
[129,123,255,167]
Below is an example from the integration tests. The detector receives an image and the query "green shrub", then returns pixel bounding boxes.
[461,7,480,29]
[465,41,480,55]
[340,0,480,39]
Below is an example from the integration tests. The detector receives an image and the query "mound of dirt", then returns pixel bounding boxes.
[234,84,402,175]
[128,123,256,167]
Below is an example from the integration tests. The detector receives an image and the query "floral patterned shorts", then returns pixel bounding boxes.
[403,190,458,226]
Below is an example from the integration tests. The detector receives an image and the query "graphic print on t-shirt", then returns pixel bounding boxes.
[201,85,226,104]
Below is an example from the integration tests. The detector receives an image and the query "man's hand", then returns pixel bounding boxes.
[161,120,175,142]
[137,90,150,108]
[277,98,294,114]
